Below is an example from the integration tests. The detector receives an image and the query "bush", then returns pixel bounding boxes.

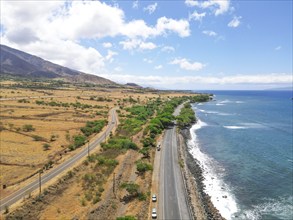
[136,161,153,173]
[73,135,86,148]
[138,193,147,201]
[120,182,139,196]
[116,216,137,220]
[81,120,106,137]
[22,124,35,132]
[43,143,51,151]
[32,135,46,141]
[101,137,138,150]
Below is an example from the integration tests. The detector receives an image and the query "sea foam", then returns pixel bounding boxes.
[188,120,238,220]
[239,196,293,220]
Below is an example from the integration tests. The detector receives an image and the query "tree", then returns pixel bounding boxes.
[120,182,139,197]
[139,147,150,158]
[136,161,153,173]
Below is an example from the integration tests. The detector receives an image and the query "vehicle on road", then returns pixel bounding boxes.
[152,194,157,202]
[152,208,157,219]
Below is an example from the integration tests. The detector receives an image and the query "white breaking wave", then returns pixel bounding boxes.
[197,109,234,116]
[224,123,266,130]
[188,120,239,220]
[224,126,247,129]
[239,196,293,220]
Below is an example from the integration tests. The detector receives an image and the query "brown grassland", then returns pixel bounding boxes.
[1,79,195,219]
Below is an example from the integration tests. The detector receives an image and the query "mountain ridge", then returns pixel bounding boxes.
[0,44,115,85]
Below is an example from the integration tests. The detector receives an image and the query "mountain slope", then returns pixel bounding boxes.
[0,44,115,85]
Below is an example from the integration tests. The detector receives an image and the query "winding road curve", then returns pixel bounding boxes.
[0,108,118,211]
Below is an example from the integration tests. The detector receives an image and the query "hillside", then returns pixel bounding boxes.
[0,44,115,85]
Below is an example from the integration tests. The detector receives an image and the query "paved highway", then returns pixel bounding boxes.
[0,108,118,211]
[158,103,191,220]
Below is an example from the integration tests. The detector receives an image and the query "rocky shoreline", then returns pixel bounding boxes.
[178,128,225,220]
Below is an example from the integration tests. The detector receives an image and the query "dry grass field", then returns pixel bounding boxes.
[1,79,197,219]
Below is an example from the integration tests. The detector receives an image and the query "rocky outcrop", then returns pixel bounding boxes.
[178,128,225,220]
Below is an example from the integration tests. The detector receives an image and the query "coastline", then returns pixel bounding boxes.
[178,126,225,220]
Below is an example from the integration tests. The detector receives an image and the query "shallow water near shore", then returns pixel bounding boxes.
[188,90,293,220]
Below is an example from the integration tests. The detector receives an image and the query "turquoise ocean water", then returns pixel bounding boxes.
[188,90,293,220]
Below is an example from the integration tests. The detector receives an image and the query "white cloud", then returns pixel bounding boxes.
[132,0,139,9]
[103,42,112,48]
[114,67,122,72]
[228,16,242,28]
[119,39,157,51]
[189,11,206,22]
[275,46,282,50]
[202,30,217,37]
[143,58,153,63]
[185,0,199,7]
[140,42,157,50]
[121,17,190,39]
[185,0,230,16]
[105,50,118,63]
[161,46,175,53]
[1,1,190,74]
[155,65,163,70]
[50,1,125,39]
[100,73,293,89]
[156,17,190,37]
[170,58,205,71]
[144,3,158,14]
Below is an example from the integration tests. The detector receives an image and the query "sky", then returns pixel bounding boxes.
[1,0,292,90]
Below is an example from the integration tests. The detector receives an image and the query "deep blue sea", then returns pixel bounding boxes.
[188,90,293,220]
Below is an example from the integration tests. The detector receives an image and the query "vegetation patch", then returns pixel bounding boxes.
[101,136,138,150]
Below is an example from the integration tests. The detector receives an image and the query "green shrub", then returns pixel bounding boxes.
[136,161,153,173]
[43,143,51,151]
[101,137,138,150]
[73,135,86,148]
[116,216,137,220]
[32,135,46,141]
[22,124,35,132]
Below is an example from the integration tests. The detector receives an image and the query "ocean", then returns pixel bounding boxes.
[188,90,293,220]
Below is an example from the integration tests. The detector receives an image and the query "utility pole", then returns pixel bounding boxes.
[87,141,89,157]
[39,170,42,196]
[113,172,116,197]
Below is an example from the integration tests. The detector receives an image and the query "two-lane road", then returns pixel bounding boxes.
[158,103,192,220]
[0,108,118,211]
[159,127,191,220]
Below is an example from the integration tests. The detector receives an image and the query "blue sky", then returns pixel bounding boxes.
[1,0,292,89]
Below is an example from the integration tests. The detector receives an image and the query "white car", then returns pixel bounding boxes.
[152,194,157,202]
[152,208,157,219]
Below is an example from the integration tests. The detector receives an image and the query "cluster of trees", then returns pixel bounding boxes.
[120,182,146,201]
[82,153,119,204]
[80,120,107,137]
[101,136,138,150]
[189,94,211,103]
[69,135,86,151]
[141,97,185,147]
[119,104,156,136]
[90,96,112,102]
[35,100,103,109]
[176,103,197,129]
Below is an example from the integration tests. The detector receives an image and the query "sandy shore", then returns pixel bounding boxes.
[178,128,225,220]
